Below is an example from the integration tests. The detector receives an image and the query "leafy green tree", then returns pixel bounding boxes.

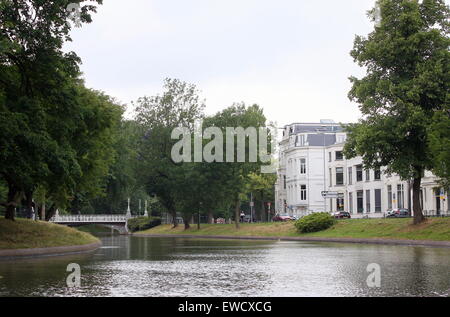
[135,78,205,228]
[429,109,450,190]
[0,0,106,220]
[206,103,269,228]
[64,88,124,216]
[344,0,449,224]
[89,120,147,215]
[245,172,276,222]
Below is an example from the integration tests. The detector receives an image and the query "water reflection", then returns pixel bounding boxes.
[0,235,449,297]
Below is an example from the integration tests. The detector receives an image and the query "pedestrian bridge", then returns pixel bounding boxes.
[50,214,134,234]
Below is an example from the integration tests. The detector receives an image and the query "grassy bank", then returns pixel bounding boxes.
[0,218,100,250]
[137,218,450,241]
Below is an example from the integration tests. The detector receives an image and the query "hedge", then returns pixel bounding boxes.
[294,212,336,233]
[127,217,161,233]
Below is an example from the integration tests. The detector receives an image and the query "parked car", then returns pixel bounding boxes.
[272,214,295,222]
[333,211,351,219]
[386,209,410,218]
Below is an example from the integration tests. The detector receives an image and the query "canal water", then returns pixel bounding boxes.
[0,235,449,297]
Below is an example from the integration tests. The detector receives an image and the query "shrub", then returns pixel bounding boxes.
[294,212,336,233]
[127,217,161,233]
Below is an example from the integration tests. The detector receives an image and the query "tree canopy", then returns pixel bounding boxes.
[344,0,450,224]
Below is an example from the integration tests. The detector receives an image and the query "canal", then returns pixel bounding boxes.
[0,235,449,297]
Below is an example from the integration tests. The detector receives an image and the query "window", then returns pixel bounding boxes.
[366,190,371,213]
[283,175,286,190]
[329,168,332,187]
[336,167,344,185]
[397,184,404,209]
[374,167,381,180]
[297,135,306,146]
[387,185,392,210]
[356,165,363,182]
[375,189,382,213]
[337,198,344,211]
[300,158,306,174]
[337,135,346,143]
[348,167,353,185]
[335,151,344,160]
[328,152,332,162]
[349,192,353,214]
[365,169,370,181]
[357,191,364,213]
[300,185,307,201]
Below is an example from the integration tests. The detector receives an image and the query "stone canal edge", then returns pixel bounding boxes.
[134,234,450,248]
[0,242,102,259]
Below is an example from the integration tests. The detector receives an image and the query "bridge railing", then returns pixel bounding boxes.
[50,214,130,223]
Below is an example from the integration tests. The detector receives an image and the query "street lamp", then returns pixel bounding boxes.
[126,197,131,218]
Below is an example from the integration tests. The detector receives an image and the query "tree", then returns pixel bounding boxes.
[245,173,276,222]
[0,0,103,220]
[429,108,450,190]
[89,120,148,215]
[63,88,124,216]
[206,103,269,229]
[135,78,205,228]
[344,0,449,224]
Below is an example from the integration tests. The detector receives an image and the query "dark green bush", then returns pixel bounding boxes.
[294,212,336,233]
[127,217,161,233]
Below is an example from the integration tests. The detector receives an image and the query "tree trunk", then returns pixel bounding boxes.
[234,198,240,229]
[5,184,21,221]
[171,211,178,228]
[45,204,57,221]
[207,209,214,224]
[25,190,33,220]
[40,200,46,221]
[183,216,191,230]
[412,173,425,225]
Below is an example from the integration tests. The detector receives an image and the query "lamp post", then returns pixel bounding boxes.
[250,192,254,223]
[144,200,148,217]
[198,202,202,230]
[126,198,131,218]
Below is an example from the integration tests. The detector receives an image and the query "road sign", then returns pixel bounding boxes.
[322,191,344,199]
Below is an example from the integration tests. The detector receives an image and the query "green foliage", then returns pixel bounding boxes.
[429,109,450,190]
[0,0,106,220]
[135,78,205,225]
[127,216,162,233]
[344,0,450,223]
[294,213,336,234]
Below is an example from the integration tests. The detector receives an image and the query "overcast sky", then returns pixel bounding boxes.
[64,0,380,127]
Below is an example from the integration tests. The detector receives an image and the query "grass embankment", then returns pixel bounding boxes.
[138,218,450,241]
[0,218,100,250]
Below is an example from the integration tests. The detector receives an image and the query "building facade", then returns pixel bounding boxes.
[275,121,449,218]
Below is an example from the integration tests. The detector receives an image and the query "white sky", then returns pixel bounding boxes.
[64,0,380,127]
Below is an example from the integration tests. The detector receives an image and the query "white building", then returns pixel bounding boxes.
[275,121,449,218]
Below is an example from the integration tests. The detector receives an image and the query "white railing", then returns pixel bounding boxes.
[50,214,130,223]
